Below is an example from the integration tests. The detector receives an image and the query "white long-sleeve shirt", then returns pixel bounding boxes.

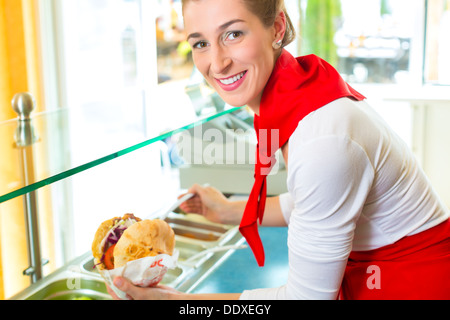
[240,98,449,300]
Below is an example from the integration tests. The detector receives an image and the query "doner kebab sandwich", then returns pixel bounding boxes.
[92,213,175,271]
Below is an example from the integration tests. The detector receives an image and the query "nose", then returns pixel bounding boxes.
[210,45,232,75]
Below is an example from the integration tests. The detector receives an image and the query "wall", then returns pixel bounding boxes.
[416,102,450,208]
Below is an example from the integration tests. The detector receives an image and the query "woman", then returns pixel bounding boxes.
[110,0,450,300]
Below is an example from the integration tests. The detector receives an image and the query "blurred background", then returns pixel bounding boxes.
[0,0,449,299]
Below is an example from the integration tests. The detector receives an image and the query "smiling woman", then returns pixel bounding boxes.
[110,0,450,301]
[182,0,291,113]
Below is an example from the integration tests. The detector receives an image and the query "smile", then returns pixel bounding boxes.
[219,71,246,85]
[215,71,247,91]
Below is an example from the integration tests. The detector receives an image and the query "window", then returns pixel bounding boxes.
[155,0,193,84]
[300,0,422,84]
[424,0,450,85]
[44,0,188,258]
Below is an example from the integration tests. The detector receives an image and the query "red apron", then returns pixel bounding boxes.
[341,219,450,300]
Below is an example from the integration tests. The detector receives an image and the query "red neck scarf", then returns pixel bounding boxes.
[239,50,366,266]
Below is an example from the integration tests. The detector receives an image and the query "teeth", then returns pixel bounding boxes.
[219,72,246,85]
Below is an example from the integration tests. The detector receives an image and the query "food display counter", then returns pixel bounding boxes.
[9,219,287,300]
[1,93,288,300]
[9,213,246,300]
[190,227,289,295]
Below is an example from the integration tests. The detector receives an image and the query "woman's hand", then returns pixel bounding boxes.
[107,276,242,300]
[178,184,243,225]
[107,277,183,300]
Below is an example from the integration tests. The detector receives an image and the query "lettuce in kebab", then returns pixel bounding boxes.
[92,214,175,270]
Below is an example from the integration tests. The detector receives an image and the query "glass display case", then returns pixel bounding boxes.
[5,0,447,301]
[1,0,261,299]
[0,92,242,299]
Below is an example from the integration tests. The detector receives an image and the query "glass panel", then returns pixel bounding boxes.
[424,0,450,85]
[0,106,241,204]
[300,0,419,84]
[50,141,182,261]
[0,140,182,298]
[8,0,229,205]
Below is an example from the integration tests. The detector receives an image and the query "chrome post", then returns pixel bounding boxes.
[12,92,43,284]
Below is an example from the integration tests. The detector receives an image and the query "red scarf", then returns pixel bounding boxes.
[239,50,366,266]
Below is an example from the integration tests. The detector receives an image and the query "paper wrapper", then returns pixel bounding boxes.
[98,250,179,300]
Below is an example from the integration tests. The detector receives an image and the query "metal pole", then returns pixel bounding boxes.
[12,92,43,284]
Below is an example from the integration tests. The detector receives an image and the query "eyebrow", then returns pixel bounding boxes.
[187,19,245,41]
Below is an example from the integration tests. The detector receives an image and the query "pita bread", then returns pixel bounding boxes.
[114,219,175,268]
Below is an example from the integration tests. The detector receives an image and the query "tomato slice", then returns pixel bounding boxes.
[104,244,116,270]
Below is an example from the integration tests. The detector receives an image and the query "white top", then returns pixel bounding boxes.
[240,98,449,300]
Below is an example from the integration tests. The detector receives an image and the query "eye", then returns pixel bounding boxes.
[193,40,209,50]
[225,31,243,41]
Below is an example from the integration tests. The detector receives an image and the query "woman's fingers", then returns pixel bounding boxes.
[179,195,203,213]
[111,277,182,300]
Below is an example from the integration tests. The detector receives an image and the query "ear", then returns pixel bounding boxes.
[273,10,287,44]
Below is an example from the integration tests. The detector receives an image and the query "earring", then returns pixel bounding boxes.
[272,39,282,50]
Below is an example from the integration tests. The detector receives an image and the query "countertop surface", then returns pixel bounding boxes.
[191,226,289,294]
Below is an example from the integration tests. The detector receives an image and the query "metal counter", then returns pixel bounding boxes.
[9,217,288,300]
[191,227,289,294]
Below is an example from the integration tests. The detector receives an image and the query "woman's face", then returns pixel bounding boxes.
[184,0,282,112]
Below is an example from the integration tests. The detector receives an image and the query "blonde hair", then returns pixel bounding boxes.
[182,0,296,48]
